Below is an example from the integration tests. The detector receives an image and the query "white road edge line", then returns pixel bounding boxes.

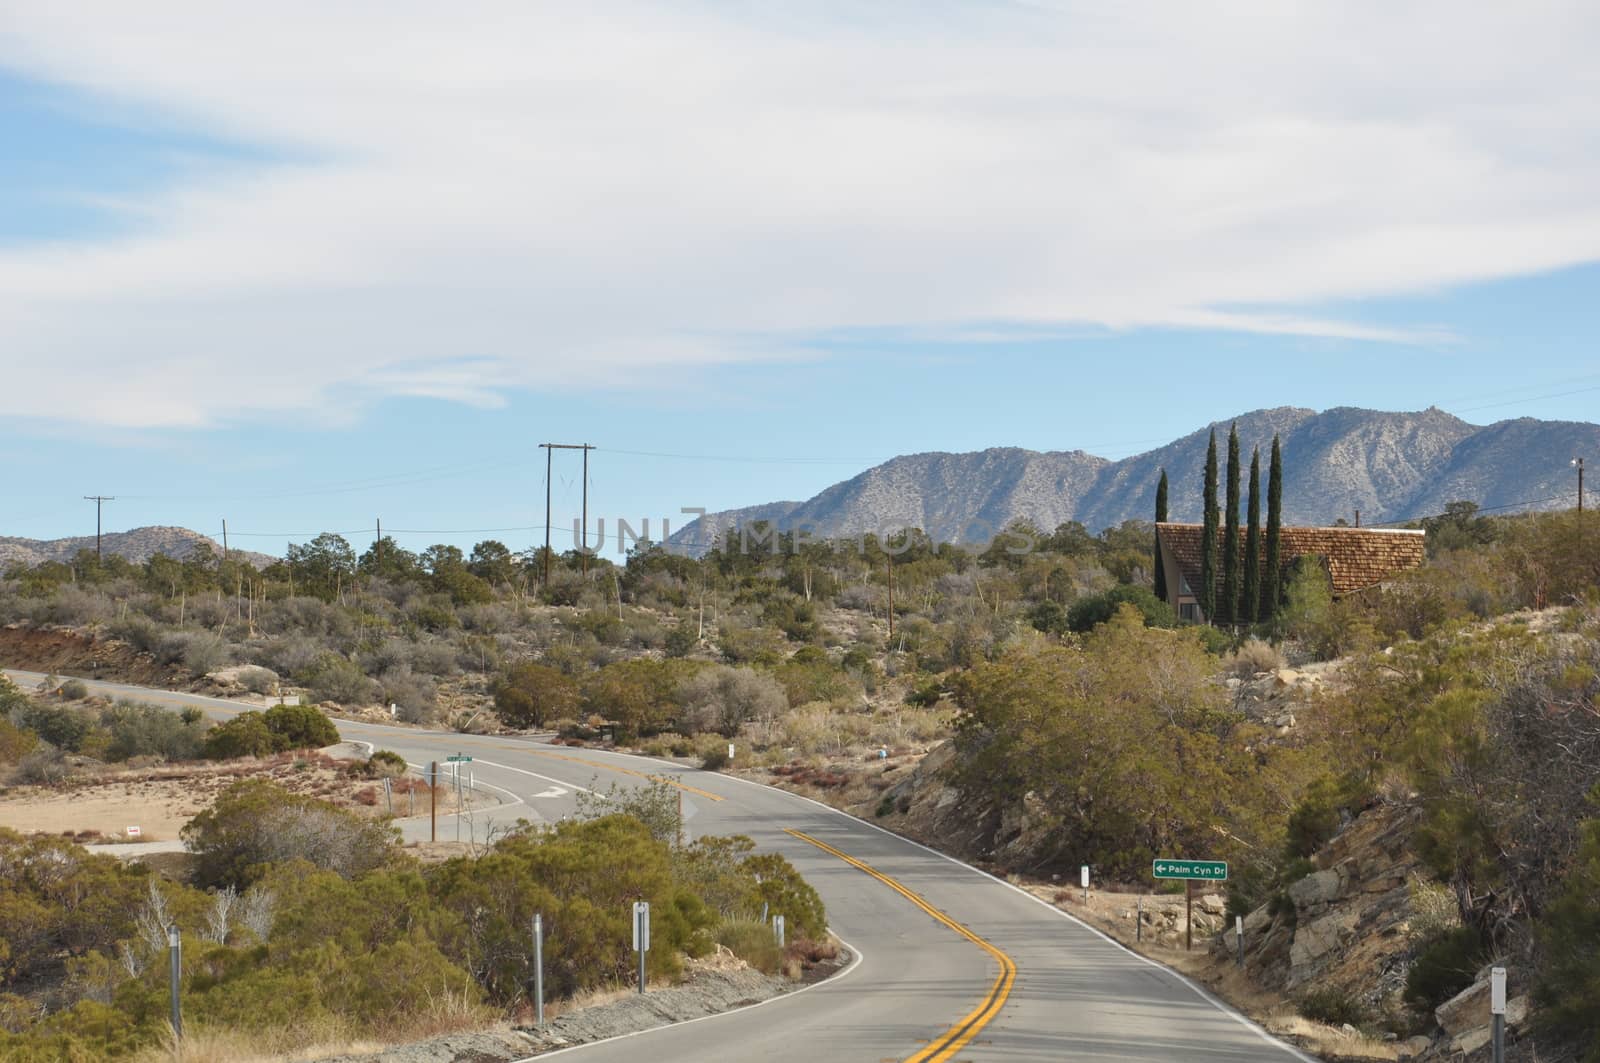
[588,746,1319,1063]
[508,933,864,1062]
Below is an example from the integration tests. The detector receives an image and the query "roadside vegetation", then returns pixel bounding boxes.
[3,503,1600,1054]
[0,774,825,1059]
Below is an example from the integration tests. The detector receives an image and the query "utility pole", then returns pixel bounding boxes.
[84,496,114,562]
[376,518,382,567]
[221,519,229,561]
[539,444,596,581]
[1575,457,1585,513]
[886,556,895,641]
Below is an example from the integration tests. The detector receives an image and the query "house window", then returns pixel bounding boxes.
[1180,603,1199,622]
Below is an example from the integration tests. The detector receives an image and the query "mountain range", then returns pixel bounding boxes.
[0,526,277,570]
[671,407,1600,550]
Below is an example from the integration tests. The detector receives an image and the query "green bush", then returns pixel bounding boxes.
[716,918,784,974]
[1535,816,1600,1052]
[1404,926,1484,1011]
[261,702,339,749]
[102,700,208,761]
[58,679,89,701]
[203,712,284,759]
[183,780,398,889]
[1065,586,1176,633]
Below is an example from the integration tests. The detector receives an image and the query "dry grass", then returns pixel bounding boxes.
[129,986,494,1062]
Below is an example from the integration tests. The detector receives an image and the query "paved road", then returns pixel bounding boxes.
[4,669,1312,1063]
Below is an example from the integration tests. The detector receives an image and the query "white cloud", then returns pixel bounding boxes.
[2,1,1598,426]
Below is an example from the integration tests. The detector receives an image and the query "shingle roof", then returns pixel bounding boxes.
[1157,522,1425,599]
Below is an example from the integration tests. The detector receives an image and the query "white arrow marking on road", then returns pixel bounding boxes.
[533,786,570,799]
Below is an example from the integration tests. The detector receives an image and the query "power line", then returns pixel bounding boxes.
[83,496,114,562]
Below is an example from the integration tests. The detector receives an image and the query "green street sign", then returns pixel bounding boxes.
[1153,859,1228,881]
[446,755,473,763]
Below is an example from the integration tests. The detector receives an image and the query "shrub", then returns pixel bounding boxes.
[102,700,208,761]
[57,679,89,701]
[237,666,279,695]
[678,666,786,737]
[304,654,376,706]
[716,919,784,974]
[203,712,283,759]
[1221,638,1285,678]
[1404,926,1485,1011]
[0,717,38,764]
[183,779,398,889]
[262,703,340,749]
[1066,587,1175,633]
[365,750,408,777]
[11,703,92,753]
[1535,815,1600,1048]
[14,746,71,785]
[1298,987,1368,1027]
[492,662,578,730]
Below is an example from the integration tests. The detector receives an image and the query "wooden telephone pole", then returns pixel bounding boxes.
[84,496,114,562]
[539,444,596,583]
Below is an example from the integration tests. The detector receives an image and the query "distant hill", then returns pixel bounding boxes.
[0,526,277,569]
[672,406,1600,550]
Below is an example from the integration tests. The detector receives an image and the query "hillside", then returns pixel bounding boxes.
[672,406,1600,549]
[0,525,276,569]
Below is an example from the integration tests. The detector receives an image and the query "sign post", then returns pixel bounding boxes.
[632,901,650,994]
[1490,966,1506,1063]
[167,924,182,1039]
[773,914,786,948]
[1235,915,1244,967]
[532,913,545,1027]
[1152,859,1228,952]
[1081,865,1090,905]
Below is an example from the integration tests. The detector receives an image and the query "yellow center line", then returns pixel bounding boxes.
[786,828,1015,1063]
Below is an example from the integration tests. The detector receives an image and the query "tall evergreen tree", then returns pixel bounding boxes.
[1243,447,1261,623]
[1263,434,1284,620]
[1222,423,1241,625]
[1200,429,1219,623]
[1153,469,1169,601]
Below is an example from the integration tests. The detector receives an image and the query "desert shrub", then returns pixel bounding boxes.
[678,666,787,737]
[365,750,408,777]
[180,632,230,674]
[376,665,437,723]
[251,636,325,681]
[108,615,164,655]
[14,746,71,785]
[430,815,710,1001]
[304,654,376,706]
[700,744,730,770]
[1065,585,1175,633]
[716,919,784,974]
[1298,986,1368,1027]
[0,717,38,764]
[663,623,699,658]
[101,700,208,761]
[57,679,89,701]
[203,712,283,759]
[237,666,278,695]
[0,831,151,987]
[183,780,398,889]
[717,622,785,666]
[1534,814,1600,1051]
[492,662,579,730]
[1283,775,1366,858]
[743,851,827,940]
[10,702,93,753]
[1404,926,1485,1011]
[409,640,461,677]
[261,703,339,749]
[1407,872,1461,942]
[1221,638,1285,678]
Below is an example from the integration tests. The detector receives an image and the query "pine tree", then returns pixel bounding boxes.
[1244,447,1261,624]
[1263,434,1284,621]
[1200,429,1219,623]
[1222,423,1241,625]
[1153,469,1169,602]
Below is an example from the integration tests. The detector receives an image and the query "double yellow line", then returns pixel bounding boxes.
[786,828,1016,1063]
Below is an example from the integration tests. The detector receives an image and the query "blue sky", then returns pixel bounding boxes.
[2,4,1598,558]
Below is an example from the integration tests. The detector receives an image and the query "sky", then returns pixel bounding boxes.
[3,2,1599,559]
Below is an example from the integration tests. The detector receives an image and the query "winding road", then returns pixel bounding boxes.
[3,669,1313,1063]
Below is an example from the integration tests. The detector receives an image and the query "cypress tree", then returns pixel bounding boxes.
[1244,447,1261,624]
[1153,469,1169,601]
[1263,434,1284,620]
[1222,423,1241,625]
[1200,429,1219,623]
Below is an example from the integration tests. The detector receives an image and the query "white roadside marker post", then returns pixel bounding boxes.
[1235,915,1245,967]
[773,914,786,948]
[1081,864,1090,906]
[1491,966,1506,1063]
[633,901,650,994]
[1136,895,1143,943]
[533,913,545,1027]
[167,924,183,1039]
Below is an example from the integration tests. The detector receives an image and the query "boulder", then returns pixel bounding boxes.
[1396,1035,1433,1059]
[1288,869,1342,909]
[1288,909,1359,985]
[1198,893,1226,915]
[1435,976,1491,1037]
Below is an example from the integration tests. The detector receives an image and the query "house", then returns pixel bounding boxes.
[1155,522,1426,624]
